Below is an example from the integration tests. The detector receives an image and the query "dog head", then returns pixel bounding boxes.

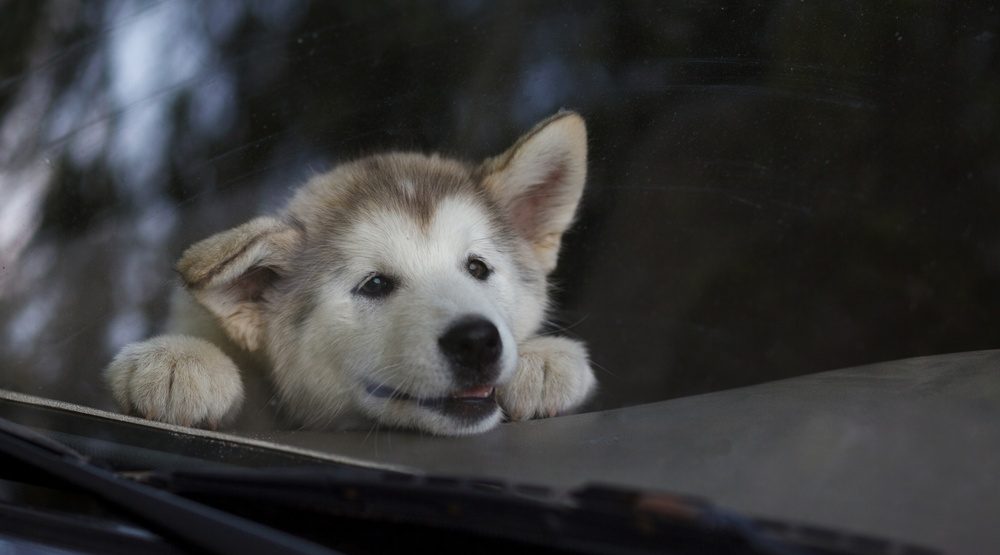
[176,112,587,435]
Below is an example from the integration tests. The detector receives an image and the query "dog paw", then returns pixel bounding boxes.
[104,335,244,428]
[499,336,596,421]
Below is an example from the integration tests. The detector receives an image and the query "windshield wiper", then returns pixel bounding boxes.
[137,465,939,555]
[0,417,340,555]
[0,416,934,555]
[134,466,833,555]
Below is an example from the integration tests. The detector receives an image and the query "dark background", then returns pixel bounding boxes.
[0,1,997,415]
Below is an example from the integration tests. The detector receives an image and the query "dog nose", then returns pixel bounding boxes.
[438,316,502,381]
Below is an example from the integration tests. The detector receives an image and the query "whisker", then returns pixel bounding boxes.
[588,358,616,377]
[363,418,379,445]
[538,313,590,336]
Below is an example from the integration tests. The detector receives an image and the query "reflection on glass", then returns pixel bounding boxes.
[0,1,997,418]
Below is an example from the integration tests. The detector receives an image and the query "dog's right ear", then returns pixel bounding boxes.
[176,216,302,352]
[478,111,587,274]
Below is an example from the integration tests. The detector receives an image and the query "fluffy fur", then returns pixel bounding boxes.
[104,111,596,436]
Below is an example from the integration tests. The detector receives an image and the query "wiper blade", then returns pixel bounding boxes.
[140,465,936,555]
[0,417,340,555]
[139,465,816,555]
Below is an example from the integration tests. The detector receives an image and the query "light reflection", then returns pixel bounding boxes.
[248,0,308,29]
[188,72,237,140]
[108,101,170,198]
[105,309,149,353]
[0,0,995,419]
[5,291,59,356]
[135,199,178,246]
[513,57,572,125]
[202,0,245,43]
[0,0,249,403]
[0,163,52,292]
[107,0,209,196]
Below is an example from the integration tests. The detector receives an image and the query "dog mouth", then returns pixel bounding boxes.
[364,382,498,423]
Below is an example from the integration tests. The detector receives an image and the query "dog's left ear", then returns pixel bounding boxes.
[479,111,587,273]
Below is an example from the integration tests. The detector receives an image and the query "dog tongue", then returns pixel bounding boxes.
[452,385,494,399]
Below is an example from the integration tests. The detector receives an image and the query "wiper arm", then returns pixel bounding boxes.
[0,417,340,555]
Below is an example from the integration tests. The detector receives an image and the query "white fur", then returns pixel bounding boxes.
[104,335,243,428]
[498,336,596,421]
[272,198,523,430]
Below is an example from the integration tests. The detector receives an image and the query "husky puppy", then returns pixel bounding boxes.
[105,112,596,436]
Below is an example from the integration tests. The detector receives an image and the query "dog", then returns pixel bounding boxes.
[104,111,596,436]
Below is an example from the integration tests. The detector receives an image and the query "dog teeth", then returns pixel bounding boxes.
[452,385,495,399]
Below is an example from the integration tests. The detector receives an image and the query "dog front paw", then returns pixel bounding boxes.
[499,336,596,421]
[104,335,244,428]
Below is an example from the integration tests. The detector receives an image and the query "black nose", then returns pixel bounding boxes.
[438,317,502,382]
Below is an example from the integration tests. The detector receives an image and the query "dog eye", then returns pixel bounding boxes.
[357,274,394,298]
[467,258,491,281]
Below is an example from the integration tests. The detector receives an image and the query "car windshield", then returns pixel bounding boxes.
[1,3,998,550]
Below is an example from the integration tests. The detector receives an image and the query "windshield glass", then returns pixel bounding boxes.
[1,3,997,434]
[4,4,1000,552]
